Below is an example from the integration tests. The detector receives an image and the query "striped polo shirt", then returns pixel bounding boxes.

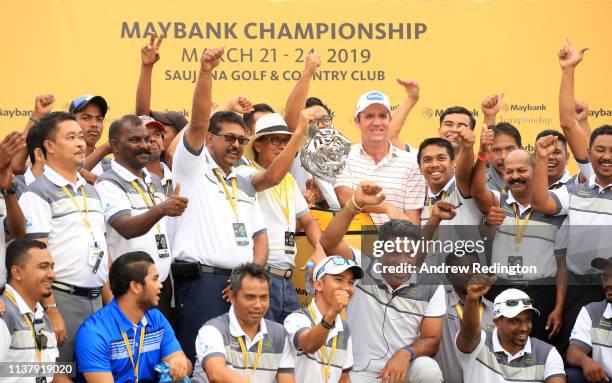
[333,143,426,225]
[487,167,508,195]
[194,306,295,383]
[19,166,109,288]
[74,299,181,383]
[0,285,59,383]
[549,174,612,275]
[284,298,353,383]
[569,300,612,378]
[490,191,565,280]
[435,288,495,383]
[95,160,173,281]
[455,328,565,382]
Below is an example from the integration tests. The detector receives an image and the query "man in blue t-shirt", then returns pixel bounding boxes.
[75,251,191,382]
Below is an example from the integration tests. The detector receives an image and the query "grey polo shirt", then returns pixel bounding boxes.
[569,300,612,378]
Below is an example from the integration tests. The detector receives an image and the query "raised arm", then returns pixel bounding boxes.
[388,79,420,150]
[454,125,476,197]
[296,290,348,353]
[470,124,497,214]
[532,136,562,215]
[1,132,26,239]
[186,46,224,152]
[456,275,496,353]
[481,93,504,127]
[81,142,112,171]
[558,37,590,162]
[335,186,410,221]
[215,95,254,115]
[575,101,591,138]
[284,52,321,132]
[135,34,164,115]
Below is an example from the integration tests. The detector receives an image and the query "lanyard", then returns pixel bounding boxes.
[164,181,171,197]
[455,302,484,322]
[512,203,532,247]
[428,191,447,215]
[236,336,263,382]
[213,168,239,219]
[131,180,161,233]
[3,290,42,362]
[308,302,337,383]
[252,162,292,227]
[121,326,145,383]
[62,185,92,231]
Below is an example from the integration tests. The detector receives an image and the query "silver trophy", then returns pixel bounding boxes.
[300,124,352,182]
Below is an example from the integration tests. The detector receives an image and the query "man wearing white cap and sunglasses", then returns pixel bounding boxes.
[456,279,566,383]
[284,256,362,383]
[333,90,426,226]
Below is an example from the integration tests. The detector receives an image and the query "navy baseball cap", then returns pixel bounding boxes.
[69,94,108,115]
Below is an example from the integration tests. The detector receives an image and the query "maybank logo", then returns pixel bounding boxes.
[366,92,384,101]
[509,103,547,112]
[589,108,612,118]
[421,107,479,119]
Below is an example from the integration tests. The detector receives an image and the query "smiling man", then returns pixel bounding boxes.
[141,115,174,196]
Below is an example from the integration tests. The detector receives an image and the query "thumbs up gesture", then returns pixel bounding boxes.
[158,182,189,216]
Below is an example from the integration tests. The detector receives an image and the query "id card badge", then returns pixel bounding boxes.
[507,256,523,279]
[36,377,47,383]
[233,222,249,246]
[88,240,103,274]
[284,231,296,255]
[155,233,170,258]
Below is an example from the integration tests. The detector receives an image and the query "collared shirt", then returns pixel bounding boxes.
[160,161,174,196]
[0,284,59,383]
[455,328,565,383]
[490,191,565,280]
[74,299,181,383]
[0,196,5,288]
[236,165,310,268]
[347,248,446,373]
[14,167,37,199]
[333,143,426,225]
[486,167,507,195]
[569,300,612,378]
[548,169,573,190]
[167,135,266,268]
[95,160,172,281]
[435,288,495,383]
[193,306,295,383]
[284,298,353,383]
[19,166,108,287]
[91,157,112,177]
[549,174,612,275]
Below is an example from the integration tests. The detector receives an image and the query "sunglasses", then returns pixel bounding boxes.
[211,132,250,146]
[263,136,291,146]
[32,317,48,350]
[501,298,534,307]
[315,256,357,280]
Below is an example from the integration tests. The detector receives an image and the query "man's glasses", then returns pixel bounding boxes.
[263,136,291,146]
[316,256,357,280]
[211,132,250,146]
[501,298,534,307]
[315,116,333,127]
[32,317,48,350]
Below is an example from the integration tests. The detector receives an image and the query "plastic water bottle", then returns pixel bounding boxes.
[305,261,315,295]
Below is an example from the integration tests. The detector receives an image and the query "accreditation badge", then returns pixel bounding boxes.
[88,239,103,274]
[284,231,296,255]
[507,256,523,279]
[156,233,170,258]
[233,222,249,246]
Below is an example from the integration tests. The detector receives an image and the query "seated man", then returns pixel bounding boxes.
[284,255,363,383]
[456,284,566,383]
[194,263,295,383]
[565,256,612,383]
[74,251,191,383]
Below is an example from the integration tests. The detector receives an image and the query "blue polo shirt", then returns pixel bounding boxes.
[74,299,181,383]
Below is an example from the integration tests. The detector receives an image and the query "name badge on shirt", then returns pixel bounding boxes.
[507,256,523,279]
[285,231,296,255]
[89,240,104,274]
[156,233,170,258]
[233,223,249,246]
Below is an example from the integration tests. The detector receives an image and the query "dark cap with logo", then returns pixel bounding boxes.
[150,111,188,133]
[69,94,108,115]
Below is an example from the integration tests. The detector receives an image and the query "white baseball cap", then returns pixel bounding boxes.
[313,256,363,281]
[493,288,540,319]
[355,90,391,117]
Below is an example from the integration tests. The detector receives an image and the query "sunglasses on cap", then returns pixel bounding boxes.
[211,132,250,146]
[501,298,534,307]
[315,257,358,280]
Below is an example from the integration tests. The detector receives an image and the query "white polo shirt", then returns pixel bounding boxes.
[333,143,426,225]
[19,166,109,288]
[95,160,172,281]
[347,249,446,373]
[160,161,173,196]
[236,165,310,269]
[455,328,565,383]
[420,176,482,227]
[193,306,295,383]
[284,299,353,383]
[167,136,266,269]
[0,197,6,288]
[569,300,612,378]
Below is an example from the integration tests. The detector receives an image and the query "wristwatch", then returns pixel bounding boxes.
[320,317,335,330]
[0,183,16,196]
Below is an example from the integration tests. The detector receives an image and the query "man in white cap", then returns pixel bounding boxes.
[565,256,612,382]
[333,90,426,226]
[456,282,566,383]
[284,256,362,383]
[237,110,324,323]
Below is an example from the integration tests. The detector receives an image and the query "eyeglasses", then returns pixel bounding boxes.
[211,132,250,146]
[315,256,357,280]
[263,136,291,146]
[315,116,333,127]
[501,298,534,307]
[32,317,48,350]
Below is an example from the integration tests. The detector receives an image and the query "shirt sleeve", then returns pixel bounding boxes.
[543,347,566,380]
[549,186,570,216]
[403,164,427,211]
[0,319,10,361]
[172,132,205,180]
[425,285,447,317]
[577,161,593,181]
[278,334,296,373]
[454,329,486,366]
[569,306,593,353]
[160,315,182,358]
[74,322,112,373]
[343,335,354,372]
[554,218,569,253]
[283,312,312,349]
[19,191,51,238]
[195,325,226,366]
[94,181,131,224]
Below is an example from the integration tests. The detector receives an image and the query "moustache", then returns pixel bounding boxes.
[510,179,527,185]
[136,149,151,156]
